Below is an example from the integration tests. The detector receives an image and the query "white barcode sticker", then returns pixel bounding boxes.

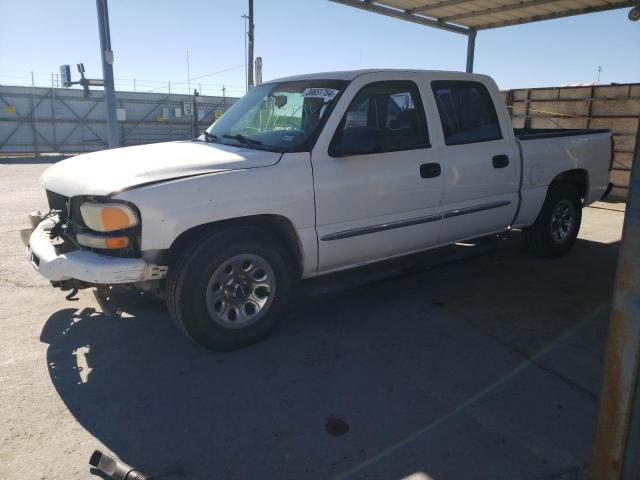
[302,88,339,102]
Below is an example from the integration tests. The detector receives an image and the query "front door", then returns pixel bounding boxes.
[311,73,444,273]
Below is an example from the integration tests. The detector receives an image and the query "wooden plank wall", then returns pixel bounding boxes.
[502,83,640,200]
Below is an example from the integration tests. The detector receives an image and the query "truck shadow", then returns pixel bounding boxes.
[40,234,619,480]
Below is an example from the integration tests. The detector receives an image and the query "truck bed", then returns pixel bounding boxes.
[513,127,612,226]
[514,128,610,140]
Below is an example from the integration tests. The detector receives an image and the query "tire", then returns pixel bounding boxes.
[522,183,582,258]
[166,226,294,351]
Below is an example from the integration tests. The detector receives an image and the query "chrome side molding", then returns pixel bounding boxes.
[321,200,511,241]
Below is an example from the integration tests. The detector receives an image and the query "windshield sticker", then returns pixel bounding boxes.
[281,134,295,142]
[302,88,340,102]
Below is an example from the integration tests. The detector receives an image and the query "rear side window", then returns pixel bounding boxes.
[431,81,502,145]
[330,80,429,156]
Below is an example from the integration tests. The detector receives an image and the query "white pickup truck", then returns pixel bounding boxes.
[24,70,614,350]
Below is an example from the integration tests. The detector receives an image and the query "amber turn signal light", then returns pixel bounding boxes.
[77,233,129,250]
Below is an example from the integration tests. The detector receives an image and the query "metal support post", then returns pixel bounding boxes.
[29,72,40,156]
[466,30,477,73]
[96,0,119,148]
[591,118,640,480]
[192,89,199,138]
[168,81,173,141]
[50,74,58,152]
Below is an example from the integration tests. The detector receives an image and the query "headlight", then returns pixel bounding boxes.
[80,202,139,232]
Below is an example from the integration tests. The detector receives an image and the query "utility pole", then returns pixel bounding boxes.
[186,50,191,101]
[222,85,226,112]
[247,0,254,90]
[95,0,119,148]
[241,14,248,93]
[255,57,262,86]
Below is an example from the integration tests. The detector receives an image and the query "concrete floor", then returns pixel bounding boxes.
[0,159,627,480]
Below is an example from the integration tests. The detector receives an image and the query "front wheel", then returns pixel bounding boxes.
[522,183,582,258]
[166,226,293,351]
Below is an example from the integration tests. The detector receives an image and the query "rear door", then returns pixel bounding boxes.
[428,77,519,243]
[311,72,443,273]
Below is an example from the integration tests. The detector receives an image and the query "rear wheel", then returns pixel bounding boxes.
[522,183,582,258]
[166,226,293,351]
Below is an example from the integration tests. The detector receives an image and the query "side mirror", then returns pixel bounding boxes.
[333,126,380,156]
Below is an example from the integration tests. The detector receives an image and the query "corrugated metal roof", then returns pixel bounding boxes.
[331,0,634,30]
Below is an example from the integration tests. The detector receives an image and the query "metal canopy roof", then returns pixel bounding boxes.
[329,0,636,72]
[330,0,634,31]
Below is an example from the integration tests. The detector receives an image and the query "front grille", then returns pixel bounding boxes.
[46,190,69,218]
[46,190,84,235]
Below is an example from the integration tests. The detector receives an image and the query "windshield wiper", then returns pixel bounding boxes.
[222,134,263,146]
[200,131,219,143]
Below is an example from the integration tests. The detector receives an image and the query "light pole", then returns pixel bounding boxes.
[95,0,119,148]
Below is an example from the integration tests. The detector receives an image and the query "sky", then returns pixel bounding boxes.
[0,0,638,97]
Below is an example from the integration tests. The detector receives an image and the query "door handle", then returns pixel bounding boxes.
[492,155,509,168]
[420,163,441,178]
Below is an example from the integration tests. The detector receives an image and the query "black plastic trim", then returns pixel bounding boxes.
[492,155,509,168]
[515,128,610,141]
[601,182,614,200]
[420,163,441,178]
[510,140,525,226]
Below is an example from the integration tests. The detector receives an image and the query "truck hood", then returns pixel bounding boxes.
[40,141,282,197]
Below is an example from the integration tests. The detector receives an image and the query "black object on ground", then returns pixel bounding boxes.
[89,450,152,480]
[326,416,350,436]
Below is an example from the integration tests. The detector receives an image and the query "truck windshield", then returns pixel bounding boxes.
[203,79,348,152]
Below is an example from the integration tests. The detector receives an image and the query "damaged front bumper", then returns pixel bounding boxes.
[22,213,166,285]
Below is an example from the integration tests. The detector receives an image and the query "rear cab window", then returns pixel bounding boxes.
[330,80,430,156]
[431,80,502,145]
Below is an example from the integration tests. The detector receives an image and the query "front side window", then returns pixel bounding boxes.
[204,80,348,152]
[330,81,429,157]
[431,81,502,145]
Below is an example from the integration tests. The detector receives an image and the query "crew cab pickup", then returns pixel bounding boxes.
[24,70,614,350]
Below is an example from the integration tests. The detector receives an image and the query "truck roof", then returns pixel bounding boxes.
[268,69,487,84]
